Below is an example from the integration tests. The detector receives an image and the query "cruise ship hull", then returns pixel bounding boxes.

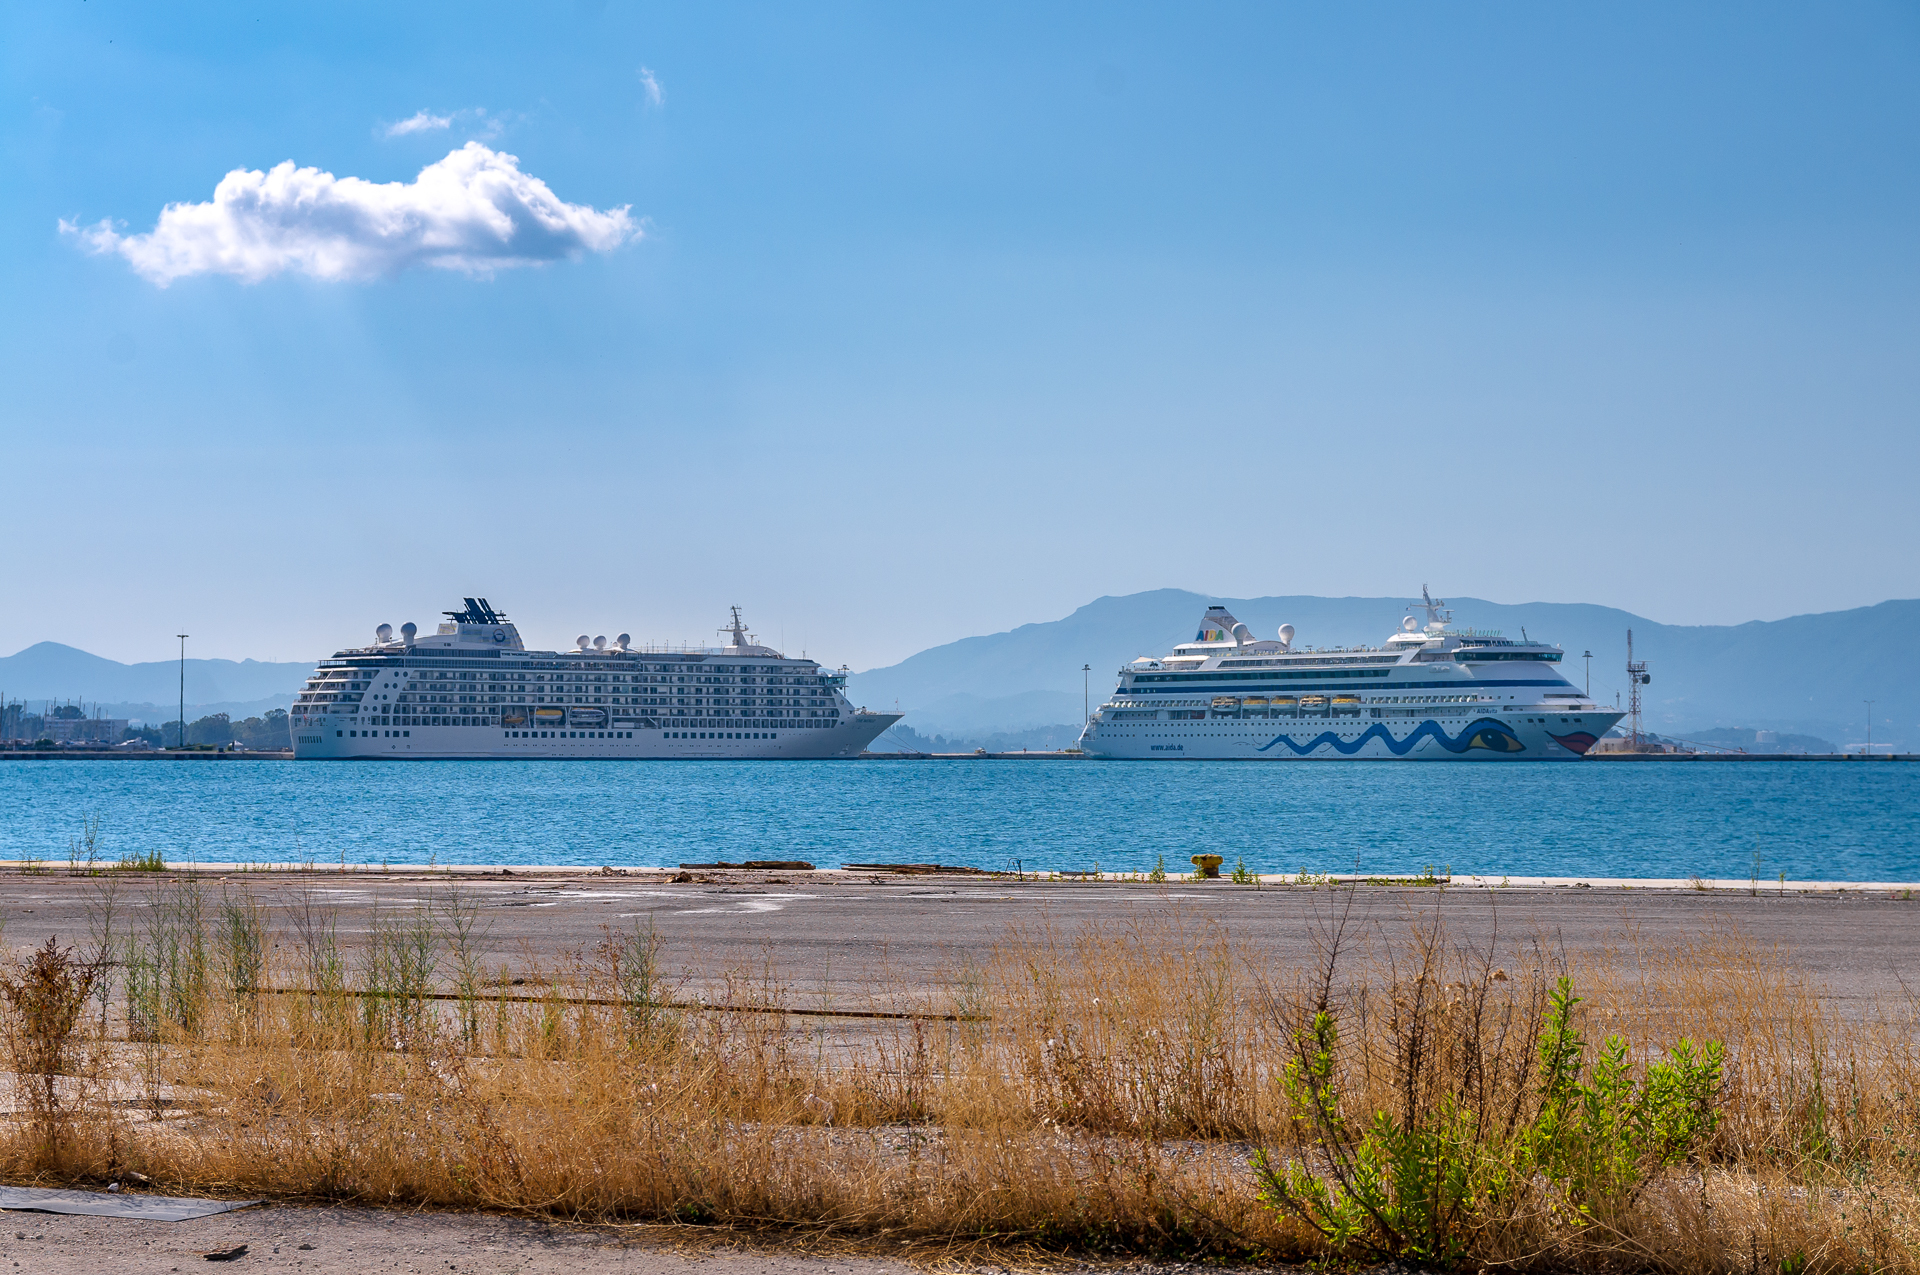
[294,712,901,760]
[1080,709,1622,760]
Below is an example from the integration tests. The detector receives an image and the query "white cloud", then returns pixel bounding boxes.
[61,142,639,286]
[381,107,503,141]
[638,66,664,107]
[383,109,452,138]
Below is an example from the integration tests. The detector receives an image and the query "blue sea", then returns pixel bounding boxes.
[1,759,1916,881]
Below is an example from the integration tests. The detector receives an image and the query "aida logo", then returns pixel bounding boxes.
[1195,628,1227,642]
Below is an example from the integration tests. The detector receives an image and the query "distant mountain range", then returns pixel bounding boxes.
[7,591,1914,749]
[0,643,314,725]
[850,590,1916,750]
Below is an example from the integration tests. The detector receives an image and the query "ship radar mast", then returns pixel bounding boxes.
[721,606,749,649]
[1410,585,1453,633]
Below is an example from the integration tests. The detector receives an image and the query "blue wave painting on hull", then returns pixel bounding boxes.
[1256,718,1527,756]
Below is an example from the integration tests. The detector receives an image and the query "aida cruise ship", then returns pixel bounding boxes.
[291,600,900,759]
[1078,590,1623,760]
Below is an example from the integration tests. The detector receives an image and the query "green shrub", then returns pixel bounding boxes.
[1253,976,1724,1267]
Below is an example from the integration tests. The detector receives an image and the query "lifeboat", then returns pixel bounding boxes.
[533,707,564,725]
[501,711,528,728]
[569,707,608,729]
[1212,696,1239,709]
[1299,695,1328,709]
[1242,696,1268,707]
[1270,695,1298,708]
[1332,695,1362,706]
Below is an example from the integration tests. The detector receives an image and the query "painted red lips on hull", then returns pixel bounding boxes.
[1548,730,1599,755]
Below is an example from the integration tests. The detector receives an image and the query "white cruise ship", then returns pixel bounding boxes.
[1078,590,1623,760]
[291,600,901,760]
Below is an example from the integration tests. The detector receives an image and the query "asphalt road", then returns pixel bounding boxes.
[2,1204,928,1275]
[0,868,1913,1011]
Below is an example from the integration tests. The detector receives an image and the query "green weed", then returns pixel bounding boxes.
[1254,966,1723,1267]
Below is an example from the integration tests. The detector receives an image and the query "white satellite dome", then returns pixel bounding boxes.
[1278,623,1295,650]
[376,623,393,643]
[593,635,607,651]
[576,634,591,650]
[400,621,418,642]
[615,634,631,650]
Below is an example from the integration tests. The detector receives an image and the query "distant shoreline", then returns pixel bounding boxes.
[2,747,1914,762]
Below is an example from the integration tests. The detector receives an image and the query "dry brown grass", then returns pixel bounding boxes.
[0,883,1916,1272]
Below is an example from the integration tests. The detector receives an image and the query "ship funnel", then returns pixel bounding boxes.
[615,633,631,651]
[400,621,418,642]
[1197,605,1251,646]
[1278,624,1295,651]
[376,623,393,643]
[593,635,607,651]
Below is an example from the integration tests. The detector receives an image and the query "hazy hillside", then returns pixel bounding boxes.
[0,642,312,718]
[873,722,1085,754]
[94,696,306,727]
[848,592,1918,749]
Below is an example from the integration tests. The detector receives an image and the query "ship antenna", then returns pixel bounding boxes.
[1410,585,1452,632]
[720,606,748,648]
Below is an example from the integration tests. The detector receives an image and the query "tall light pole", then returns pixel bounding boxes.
[1865,699,1875,757]
[1583,650,1592,697]
[177,634,189,749]
[1082,664,1091,725]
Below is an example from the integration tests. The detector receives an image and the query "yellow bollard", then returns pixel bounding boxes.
[1190,854,1223,879]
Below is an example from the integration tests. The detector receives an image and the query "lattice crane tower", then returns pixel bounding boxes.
[1625,629,1651,747]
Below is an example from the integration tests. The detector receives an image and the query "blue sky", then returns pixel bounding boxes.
[5,2,1918,667]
